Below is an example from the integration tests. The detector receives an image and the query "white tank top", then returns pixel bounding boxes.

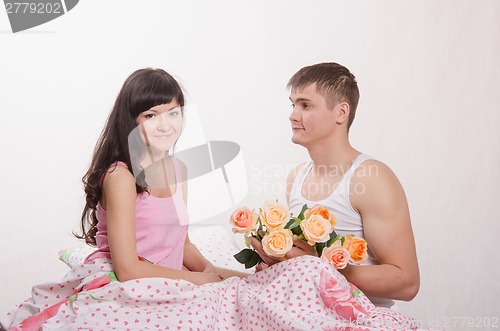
[288,153,394,307]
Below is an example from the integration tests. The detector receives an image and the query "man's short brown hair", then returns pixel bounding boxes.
[287,62,360,129]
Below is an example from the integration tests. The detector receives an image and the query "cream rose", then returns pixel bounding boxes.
[321,243,350,269]
[229,207,258,234]
[260,200,290,230]
[304,204,336,228]
[342,235,369,264]
[262,229,294,257]
[300,214,333,245]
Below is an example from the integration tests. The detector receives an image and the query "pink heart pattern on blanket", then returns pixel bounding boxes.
[2,255,428,330]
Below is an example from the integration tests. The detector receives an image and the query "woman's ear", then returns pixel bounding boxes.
[335,102,350,125]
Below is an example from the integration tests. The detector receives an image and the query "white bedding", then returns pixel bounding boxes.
[2,224,428,331]
[58,224,250,272]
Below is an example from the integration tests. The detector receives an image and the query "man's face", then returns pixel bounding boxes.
[288,83,337,148]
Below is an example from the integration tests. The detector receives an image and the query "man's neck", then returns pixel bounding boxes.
[306,139,360,176]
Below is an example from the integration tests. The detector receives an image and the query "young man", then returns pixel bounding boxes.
[251,62,419,307]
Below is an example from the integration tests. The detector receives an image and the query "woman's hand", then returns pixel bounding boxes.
[255,262,269,272]
[191,271,223,286]
[250,234,318,267]
[202,263,218,274]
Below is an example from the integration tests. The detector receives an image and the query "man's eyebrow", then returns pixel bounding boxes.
[289,97,312,103]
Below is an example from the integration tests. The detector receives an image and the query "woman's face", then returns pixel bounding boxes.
[135,100,183,155]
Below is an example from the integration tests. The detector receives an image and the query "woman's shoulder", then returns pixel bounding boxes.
[100,161,137,209]
[103,162,135,187]
[172,157,188,182]
[108,161,129,171]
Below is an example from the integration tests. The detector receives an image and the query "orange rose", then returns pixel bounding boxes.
[304,204,336,228]
[342,235,369,264]
[262,229,293,257]
[229,207,258,234]
[300,215,333,245]
[321,243,350,269]
[260,201,290,230]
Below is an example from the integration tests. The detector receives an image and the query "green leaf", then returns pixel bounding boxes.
[316,231,341,256]
[326,231,340,247]
[257,217,264,232]
[233,249,263,269]
[107,272,118,282]
[284,219,296,229]
[68,293,78,312]
[87,293,101,301]
[286,219,302,234]
[244,235,251,248]
[352,289,362,298]
[315,242,327,256]
[291,226,302,235]
[297,204,309,219]
[245,251,263,269]
[234,248,254,263]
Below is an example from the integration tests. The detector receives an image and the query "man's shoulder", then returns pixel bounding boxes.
[287,161,308,180]
[292,161,309,172]
[352,158,399,184]
[285,161,309,195]
[350,157,407,214]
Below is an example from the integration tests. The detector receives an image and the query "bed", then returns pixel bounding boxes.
[2,224,426,331]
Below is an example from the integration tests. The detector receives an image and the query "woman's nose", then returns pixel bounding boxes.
[156,113,171,131]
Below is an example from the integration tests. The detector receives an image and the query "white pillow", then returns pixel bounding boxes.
[188,224,251,272]
[59,225,251,272]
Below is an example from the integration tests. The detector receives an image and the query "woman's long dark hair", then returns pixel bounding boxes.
[76,68,185,246]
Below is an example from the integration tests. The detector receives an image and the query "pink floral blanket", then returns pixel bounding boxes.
[2,255,428,331]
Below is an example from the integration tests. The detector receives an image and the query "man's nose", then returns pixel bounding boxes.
[289,107,300,123]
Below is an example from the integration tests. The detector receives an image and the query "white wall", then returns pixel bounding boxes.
[1,1,499,330]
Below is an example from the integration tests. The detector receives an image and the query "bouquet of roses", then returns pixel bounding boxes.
[229,200,369,269]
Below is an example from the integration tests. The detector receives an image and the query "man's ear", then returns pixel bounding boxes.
[335,102,350,124]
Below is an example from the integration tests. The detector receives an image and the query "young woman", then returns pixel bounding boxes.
[1,68,247,330]
[77,67,240,285]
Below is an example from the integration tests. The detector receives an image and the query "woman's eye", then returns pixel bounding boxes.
[169,107,182,116]
[145,114,155,119]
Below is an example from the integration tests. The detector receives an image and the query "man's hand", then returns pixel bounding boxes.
[288,235,319,258]
[250,234,318,269]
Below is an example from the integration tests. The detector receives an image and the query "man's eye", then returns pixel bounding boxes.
[290,104,295,108]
